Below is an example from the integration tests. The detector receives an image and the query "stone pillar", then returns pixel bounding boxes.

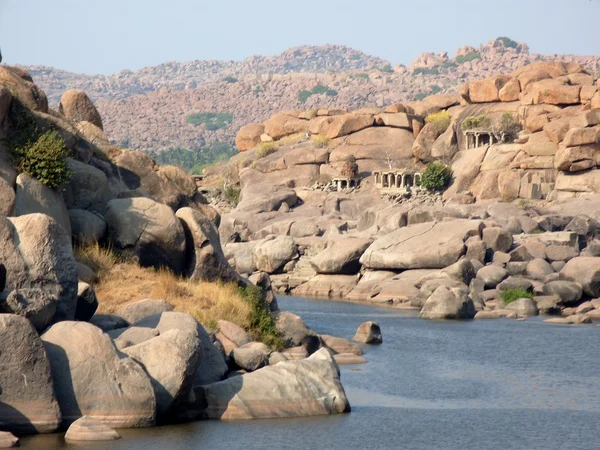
[475,133,479,148]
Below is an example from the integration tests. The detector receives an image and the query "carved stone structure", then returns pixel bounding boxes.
[333,155,361,191]
[464,130,498,149]
[373,170,422,195]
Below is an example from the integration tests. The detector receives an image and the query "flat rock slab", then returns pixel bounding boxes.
[0,431,19,448]
[65,416,120,441]
[360,220,483,270]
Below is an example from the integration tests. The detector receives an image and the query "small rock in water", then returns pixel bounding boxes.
[65,416,120,441]
[353,321,382,344]
[0,431,19,448]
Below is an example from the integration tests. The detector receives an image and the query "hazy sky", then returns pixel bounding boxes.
[1,0,599,74]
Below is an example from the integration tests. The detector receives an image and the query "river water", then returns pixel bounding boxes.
[22,296,600,450]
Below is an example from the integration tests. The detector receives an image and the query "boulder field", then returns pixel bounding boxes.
[0,66,356,440]
[200,61,600,323]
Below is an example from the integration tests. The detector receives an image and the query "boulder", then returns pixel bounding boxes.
[0,214,77,322]
[216,320,252,354]
[311,113,373,139]
[0,315,61,434]
[0,66,48,112]
[75,282,98,321]
[117,299,174,324]
[482,227,513,252]
[562,127,600,147]
[467,75,511,103]
[545,245,578,262]
[132,312,228,386]
[14,172,72,237]
[529,80,581,105]
[236,124,264,151]
[224,241,259,275]
[193,348,349,420]
[504,298,538,316]
[559,257,600,297]
[554,144,600,172]
[68,209,107,245]
[41,321,156,428]
[419,286,476,320]
[264,114,308,140]
[59,89,103,129]
[231,346,268,372]
[0,432,19,448]
[526,258,555,281]
[104,197,187,274]
[275,311,319,353]
[543,280,583,305]
[0,288,57,332]
[253,236,298,273]
[497,276,533,292]
[321,335,363,355]
[122,329,202,415]
[176,207,238,282]
[89,314,129,332]
[360,220,483,270]
[108,326,160,350]
[477,265,509,288]
[352,321,382,344]
[62,159,111,214]
[65,416,120,441]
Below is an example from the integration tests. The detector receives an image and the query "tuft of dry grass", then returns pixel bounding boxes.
[74,242,119,279]
[312,135,330,148]
[277,132,306,147]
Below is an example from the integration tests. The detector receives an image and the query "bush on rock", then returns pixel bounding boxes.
[420,162,452,191]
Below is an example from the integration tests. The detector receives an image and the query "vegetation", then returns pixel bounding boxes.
[420,162,452,191]
[380,64,393,73]
[501,288,533,304]
[186,112,233,130]
[455,52,481,65]
[222,76,238,83]
[462,114,491,130]
[298,84,338,103]
[497,36,519,49]
[150,142,236,174]
[496,112,521,143]
[430,85,441,95]
[442,61,458,69]
[223,184,241,206]
[312,135,330,148]
[12,130,71,188]
[353,73,370,80]
[415,92,428,101]
[413,67,440,76]
[425,110,452,134]
[253,85,264,95]
[238,285,282,349]
[256,141,278,158]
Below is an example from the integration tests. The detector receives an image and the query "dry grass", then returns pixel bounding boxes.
[312,135,330,148]
[74,244,252,331]
[277,132,306,147]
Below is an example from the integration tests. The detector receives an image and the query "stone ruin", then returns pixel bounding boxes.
[332,155,361,191]
[373,170,423,195]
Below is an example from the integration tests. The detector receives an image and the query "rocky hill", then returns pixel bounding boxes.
[21,39,600,157]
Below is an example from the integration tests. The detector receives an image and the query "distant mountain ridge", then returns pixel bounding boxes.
[20,39,600,157]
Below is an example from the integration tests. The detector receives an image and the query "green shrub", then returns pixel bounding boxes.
[497,112,521,142]
[150,142,236,173]
[254,85,264,95]
[256,141,277,158]
[430,85,441,95]
[380,64,393,73]
[425,110,451,134]
[442,61,458,69]
[298,84,338,103]
[501,288,533,304]
[415,92,428,101]
[13,130,71,188]
[238,285,282,350]
[456,52,481,65]
[353,73,370,79]
[222,76,238,83]
[420,162,452,191]
[325,88,338,97]
[497,36,519,49]
[462,114,491,130]
[186,112,233,130]
[223,184,241,206]
[298,90,312,103]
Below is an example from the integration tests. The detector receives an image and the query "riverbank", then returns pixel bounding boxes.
[20,295,600,450]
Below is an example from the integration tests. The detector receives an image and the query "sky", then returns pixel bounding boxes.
[1,0,599,74]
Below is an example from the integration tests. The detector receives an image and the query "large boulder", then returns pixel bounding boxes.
[104,197,186,274]
[0,315,61,434]
[0,288,57,332]
[176,207,238,282]
[275,311,319,353]
[116,299,173,324]
[264,113,309,140]
[215,320,252,354]
[41,321,156,428]
[62,159,111,214]
[58,89,103,129]
[360,220,483,270]
[353,321,382,344]
[236,124,264,151]
[14,173,71,236]
[559,257,600,297]
[193,348,349,420]
[131,312,228,386]
[122,329,202,415]
[467,75,511,103]
[310,237,372,274]
[0,214,77,323]
[68,209,107,245]
[0,66,48,112]
[311,113,373,139]
[253,236,298,273]
[419,286,476,320]
[504,298,539,316]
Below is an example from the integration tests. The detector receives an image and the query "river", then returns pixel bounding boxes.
[22,295,600,450]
